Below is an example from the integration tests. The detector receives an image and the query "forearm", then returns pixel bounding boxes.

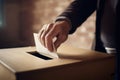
[56,0,97,34]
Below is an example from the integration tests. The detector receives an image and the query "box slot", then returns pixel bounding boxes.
[27,51,52,60]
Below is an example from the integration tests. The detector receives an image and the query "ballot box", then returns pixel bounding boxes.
[0,44,115,80]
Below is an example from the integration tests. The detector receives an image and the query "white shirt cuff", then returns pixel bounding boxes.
[105,47,116,54]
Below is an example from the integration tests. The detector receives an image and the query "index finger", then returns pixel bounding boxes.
[45,25,59,52]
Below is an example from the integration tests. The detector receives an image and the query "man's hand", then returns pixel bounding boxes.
[38,20,71,52]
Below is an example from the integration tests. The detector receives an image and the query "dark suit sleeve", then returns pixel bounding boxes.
[57,0,97,34]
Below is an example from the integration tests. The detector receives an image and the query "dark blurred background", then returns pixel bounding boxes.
[0,0,95,49]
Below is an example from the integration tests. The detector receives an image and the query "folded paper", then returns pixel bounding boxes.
[33,33,59,59]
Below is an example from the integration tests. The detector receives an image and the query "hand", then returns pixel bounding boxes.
[38,20,71,52]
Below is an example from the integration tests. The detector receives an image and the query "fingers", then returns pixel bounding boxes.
[44,25,59,52]
[45,25,68,52]
[38,23,53,47]
[38,21,70,52]
[38,24,47,46]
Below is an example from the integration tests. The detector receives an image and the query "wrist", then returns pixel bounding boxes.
[56,20,71,34]
[55,16,71,33]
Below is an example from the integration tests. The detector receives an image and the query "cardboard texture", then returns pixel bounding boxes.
[0,45,115,80]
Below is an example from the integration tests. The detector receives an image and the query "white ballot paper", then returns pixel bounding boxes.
[33,33,59,59]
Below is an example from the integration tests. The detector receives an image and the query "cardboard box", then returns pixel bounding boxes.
[0,45,115,80]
